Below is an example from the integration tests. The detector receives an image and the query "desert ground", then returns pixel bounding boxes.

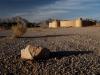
[0,27,100,75]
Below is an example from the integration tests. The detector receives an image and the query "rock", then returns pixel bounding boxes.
[94,50,100,56]
[32,47,50,60]
[21,45,50,60]
[21,45,33,60]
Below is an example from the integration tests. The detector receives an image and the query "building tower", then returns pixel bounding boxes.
[75,18,82,27]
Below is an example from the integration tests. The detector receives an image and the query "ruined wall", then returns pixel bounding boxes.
[75,18,82,27]
[60,20,76,27]
[82,20,96,27]
[49,20,60,28]
[49,18,96,28]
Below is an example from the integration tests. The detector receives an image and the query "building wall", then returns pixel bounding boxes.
[75,18,82,27]
[60,20,76,27]
[49,20,60,28]
[49,18,96,28]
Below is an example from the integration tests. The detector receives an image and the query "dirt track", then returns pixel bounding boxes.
[0,27,100,75]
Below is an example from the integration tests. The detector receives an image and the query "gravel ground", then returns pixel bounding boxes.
[0,27,100,75]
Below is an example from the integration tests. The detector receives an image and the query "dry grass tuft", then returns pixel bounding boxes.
[11,22,27,38]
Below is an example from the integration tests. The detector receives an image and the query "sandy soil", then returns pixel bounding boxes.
[0,27,100,75]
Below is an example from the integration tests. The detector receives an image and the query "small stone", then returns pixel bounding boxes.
[94,50,100,56]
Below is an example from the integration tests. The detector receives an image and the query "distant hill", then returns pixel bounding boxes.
[0,16,34,29]
[0,16,29,24]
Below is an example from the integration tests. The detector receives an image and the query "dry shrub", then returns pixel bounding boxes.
[11,23,27,38]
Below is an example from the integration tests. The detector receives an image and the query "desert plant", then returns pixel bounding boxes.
[11,22,27,38]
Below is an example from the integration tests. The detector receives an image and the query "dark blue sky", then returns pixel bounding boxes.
[0,0,100,22]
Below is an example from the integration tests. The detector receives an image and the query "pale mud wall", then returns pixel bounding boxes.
[49,21,60,28]
[49,18,83,28]
[75,18,82,27]
[60,20,76,27]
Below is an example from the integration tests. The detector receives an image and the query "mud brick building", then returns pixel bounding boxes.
[49,18,96,28]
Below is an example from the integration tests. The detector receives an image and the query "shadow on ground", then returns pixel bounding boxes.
[49,51,93,59]
[20,34,77,38]
[35,50,94,61]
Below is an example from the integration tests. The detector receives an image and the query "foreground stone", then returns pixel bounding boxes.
[94,50,100,56]
[21,45,50,60]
